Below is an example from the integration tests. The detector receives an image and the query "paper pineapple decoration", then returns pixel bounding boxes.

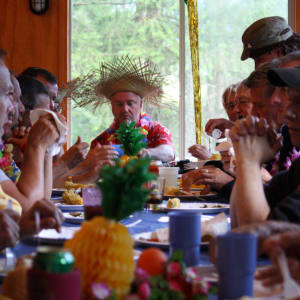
[64,157,156,299]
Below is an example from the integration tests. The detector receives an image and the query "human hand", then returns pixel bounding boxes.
[188,144,211,160]
[26,114,60,149]
[229,116,282,165]
[138,148,150,158]
[261,167,272,183]
[12,126,31,139]
[182,166,234,192]
[61,136,89,169]
[205,118,234,137]
[19,199,64,238]
[0,209,20,250]
[7,126,31,152]
[77,144,117,174]
[231,221,300,254]
[255,231,300,286]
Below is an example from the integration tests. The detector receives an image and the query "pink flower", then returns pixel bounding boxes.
[125,295,140,300]
[166,262,182,279]
[134,267,150,284]
[284,157,292,170]
[138,282,151,300]
[291,147,300,162]
[168,280,182,292]
[192,277,210,295]
[91,282,112,299]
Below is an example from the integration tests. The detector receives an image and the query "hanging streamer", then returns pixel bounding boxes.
[186,0,202,144]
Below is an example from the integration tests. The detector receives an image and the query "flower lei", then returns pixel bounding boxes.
[0,144,21,183]
[270,147,300,175]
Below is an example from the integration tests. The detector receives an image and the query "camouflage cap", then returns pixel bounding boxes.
[241,16,293,61]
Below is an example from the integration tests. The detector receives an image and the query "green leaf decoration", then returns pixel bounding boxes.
[115,121,147,156]
[97,157,157,221]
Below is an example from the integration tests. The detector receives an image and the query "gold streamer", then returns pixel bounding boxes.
[187,0,202,144]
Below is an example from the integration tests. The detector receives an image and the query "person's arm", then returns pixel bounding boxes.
[139,144,175,162]
[53,136,89,182]
[188,145,211,160]
[44,154,53,200]
[205,118,234,137]
[3,115,59,212]
[53,145,118,187]
[229,116,282,226]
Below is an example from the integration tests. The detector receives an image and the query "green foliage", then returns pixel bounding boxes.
[115,121,147,156]
[97,157,156,221]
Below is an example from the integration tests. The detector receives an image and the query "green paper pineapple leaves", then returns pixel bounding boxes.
[115,121,147,156]
[97,157,156,221]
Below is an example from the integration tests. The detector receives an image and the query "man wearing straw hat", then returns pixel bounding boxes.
[88,56,175,162]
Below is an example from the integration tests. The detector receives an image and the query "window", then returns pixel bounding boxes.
[71,0,288,159]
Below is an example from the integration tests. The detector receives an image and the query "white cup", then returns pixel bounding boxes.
[158,167,179,187]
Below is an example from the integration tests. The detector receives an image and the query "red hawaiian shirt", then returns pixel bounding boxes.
[91,113,173,149]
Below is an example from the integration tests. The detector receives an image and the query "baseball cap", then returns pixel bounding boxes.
[241,16,293,61]
[267,66,300,89]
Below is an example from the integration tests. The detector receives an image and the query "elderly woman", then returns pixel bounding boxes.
[0,52,63,249]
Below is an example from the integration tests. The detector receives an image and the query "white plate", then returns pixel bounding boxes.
[158,202,229,213]
[133,231,209,249]
[31,227,80,245]
[55,203,84,212]
[64,212,84,224]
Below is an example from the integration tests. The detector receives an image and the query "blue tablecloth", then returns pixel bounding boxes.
[12,209,213,266]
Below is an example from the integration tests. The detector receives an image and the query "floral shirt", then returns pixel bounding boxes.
[91,113,173,149]
[0,144,21,183]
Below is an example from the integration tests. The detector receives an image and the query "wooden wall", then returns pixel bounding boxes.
[0,0,69,84]
[0,0,70,145]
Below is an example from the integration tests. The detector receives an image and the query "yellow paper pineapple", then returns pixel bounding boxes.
[64,157,156,299]
[65,217,134,299]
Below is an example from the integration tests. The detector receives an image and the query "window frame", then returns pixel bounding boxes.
[67,0,296,157]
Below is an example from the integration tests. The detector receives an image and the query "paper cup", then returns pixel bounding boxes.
[158,167,179,187]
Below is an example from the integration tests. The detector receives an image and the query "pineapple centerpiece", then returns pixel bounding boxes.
[115,121,147,165]
[64,155,156,299]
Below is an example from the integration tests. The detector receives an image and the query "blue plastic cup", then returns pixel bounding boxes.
[216,233,257,300]
[113,144,124,157]
[169,212,201,267]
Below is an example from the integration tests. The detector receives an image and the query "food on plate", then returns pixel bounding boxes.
[139,213,228,244]
[62,189,83,205]
[150,227,169,243]
[164,186,180,196]
[137,248,168,276]
[210,153,221,160]
[178,178,205,190]
[70,212,84,217]
[64,180,93,190]
[201,212,228,242]
[166,197,180,208]
[61,178,93,205]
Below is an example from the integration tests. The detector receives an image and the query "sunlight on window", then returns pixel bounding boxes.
[71,0,288,159]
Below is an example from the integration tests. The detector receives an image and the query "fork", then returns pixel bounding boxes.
[278,251,300,299]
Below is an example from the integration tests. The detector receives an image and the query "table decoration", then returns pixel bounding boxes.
[64,157,156,299]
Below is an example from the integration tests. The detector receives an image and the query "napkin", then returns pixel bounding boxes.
[30,109,67,156]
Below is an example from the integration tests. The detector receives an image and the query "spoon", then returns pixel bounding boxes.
[278,251,300,299]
